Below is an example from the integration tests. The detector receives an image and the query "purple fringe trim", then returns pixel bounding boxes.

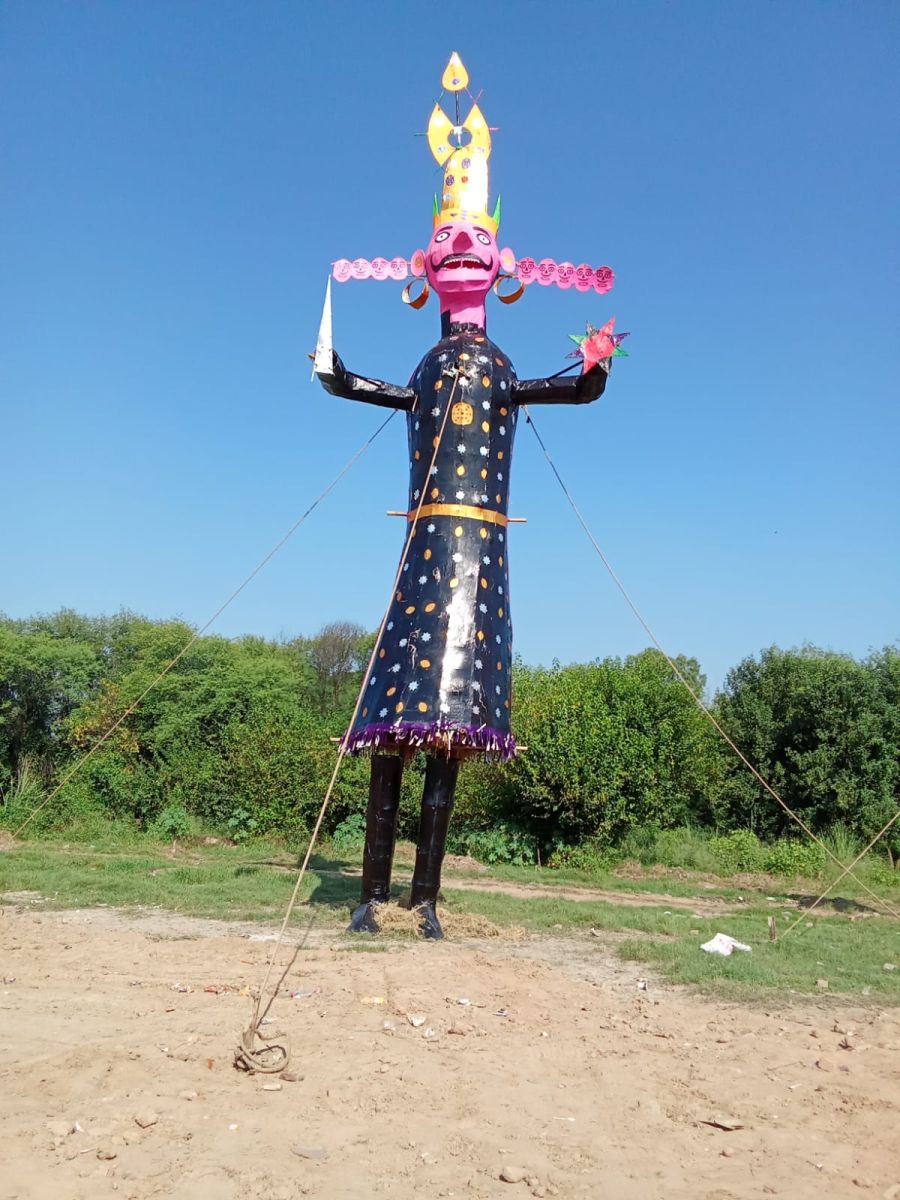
[343,720,517,762]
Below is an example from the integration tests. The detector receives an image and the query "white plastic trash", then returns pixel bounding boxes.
[701,933,752,956]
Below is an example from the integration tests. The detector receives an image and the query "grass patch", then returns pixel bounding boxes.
[447,887,900,997]
[0,841,332,924]
[2,838,898,998]
[617,912,900,998]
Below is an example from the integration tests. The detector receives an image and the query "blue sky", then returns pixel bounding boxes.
[2,0,898,692]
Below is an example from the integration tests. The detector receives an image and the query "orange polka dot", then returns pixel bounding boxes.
[433,436,440,448]
[479,527,488,539]
[504,699,510,709]
[456,465,465,476]
[396,591,402,601]
[395,701,404,713]
[449,578,459,588]
[405,605,415,615]
[482,376,490,388]
[414,450,421,460]
[498,556,504,566]
[362,707,368,717]
[498,607,504,617]
[424,548,432,560]
[454,525,464,537]
[459,352,470,361]
[417,701,428,713]
[425,602,436,612]
[497,661,502,670]
[481,420,490,433]
[435,379,443,390]
[496,494,502,503]
[477,631,485,641]
[497,450,504,460]
[379,648,386,658]
[387,686,396,696]
[495,357,505,366]
[480,577,488,589]
[480,468,488,479]
[420,659,431,669]
[430,488,439,499]
[475,336,485,343]
[500,407,508,417]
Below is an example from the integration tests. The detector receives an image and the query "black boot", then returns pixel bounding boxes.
[347,754,403,934]
[409,756,460,940]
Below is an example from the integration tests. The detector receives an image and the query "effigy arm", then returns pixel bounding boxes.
[511,360,610,406]
[317,352,416,412]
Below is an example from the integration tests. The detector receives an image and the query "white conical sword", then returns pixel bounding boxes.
[311,276,333,380]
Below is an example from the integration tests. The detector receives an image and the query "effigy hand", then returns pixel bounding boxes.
[574,357,612,404]
[313,347,341,381]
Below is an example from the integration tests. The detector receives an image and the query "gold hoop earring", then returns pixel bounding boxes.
[492,274,525,305]
[402,278,430,309]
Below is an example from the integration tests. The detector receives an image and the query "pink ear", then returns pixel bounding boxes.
[499,247,516,274]
[410,249,426,278]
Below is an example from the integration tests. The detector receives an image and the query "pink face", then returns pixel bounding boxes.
[425,219,501,305]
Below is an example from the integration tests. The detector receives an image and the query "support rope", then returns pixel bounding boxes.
[236,372,463,1072]
[12,409,398,838]
[780,806,900,937]
[523,406,899,922]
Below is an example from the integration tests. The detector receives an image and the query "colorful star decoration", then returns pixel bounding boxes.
[568,318,629,373]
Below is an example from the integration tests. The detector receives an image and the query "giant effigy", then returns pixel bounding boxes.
[316,53,624,939]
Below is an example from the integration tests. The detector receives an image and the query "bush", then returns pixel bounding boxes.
[764,839,826,877]
[495,652,722,851]
[3,611,897,864]
[616,825,718,871]
[709,829,766,873]
[151,803,192,841]
[865,858,900,889]
[713,646,900,845]
[331,813,367,855]
[0,759,45,831]
[225,806,259,843]
[452,822,538,866]
[818,823,864,864]
[617,824,661,864]
[648,827,718,871]
[548,840,621,873]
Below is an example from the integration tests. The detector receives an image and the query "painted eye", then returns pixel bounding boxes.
[434,230,450,242]
[476,232,491,245]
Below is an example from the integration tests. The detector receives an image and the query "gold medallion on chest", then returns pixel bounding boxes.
[451,401,474,426]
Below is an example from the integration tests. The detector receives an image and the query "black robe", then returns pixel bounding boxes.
[321,320,608,759]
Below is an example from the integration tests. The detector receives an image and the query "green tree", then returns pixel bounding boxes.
[713,645,899,844]
[478,650,721,852]
[0,620,100,787]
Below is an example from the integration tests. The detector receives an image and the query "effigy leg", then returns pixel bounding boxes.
[347,753,404,934]
[409,755,460,939]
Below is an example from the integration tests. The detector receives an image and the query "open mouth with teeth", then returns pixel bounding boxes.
[435,252,491,270]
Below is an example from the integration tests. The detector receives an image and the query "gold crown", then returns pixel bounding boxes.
[427,53,500,235]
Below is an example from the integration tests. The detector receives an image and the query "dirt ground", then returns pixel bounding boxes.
[1,901,899,1200]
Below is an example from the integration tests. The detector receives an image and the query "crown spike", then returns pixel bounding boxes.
[441,52,469,92]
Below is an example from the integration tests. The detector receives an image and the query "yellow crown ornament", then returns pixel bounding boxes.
[427,52,501,235]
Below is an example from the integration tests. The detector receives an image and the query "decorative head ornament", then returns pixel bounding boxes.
[330,53,614,301]
[427,53,500,235]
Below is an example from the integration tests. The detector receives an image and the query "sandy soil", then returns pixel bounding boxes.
[1,901,898,1200]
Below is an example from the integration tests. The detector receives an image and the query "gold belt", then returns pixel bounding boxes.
[407,502,508,528]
